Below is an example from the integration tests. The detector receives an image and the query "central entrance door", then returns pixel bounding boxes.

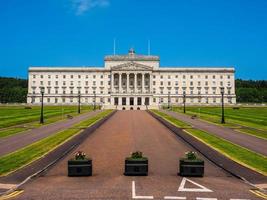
[137,97,142,105]
[122,97,126,105]
[130,97,134,106]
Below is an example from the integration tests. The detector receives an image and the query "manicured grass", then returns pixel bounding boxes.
[0,105,95,128]
[0,109,113,176]
[0,105,96,138]
[151,110,267,175]
[171,106,267,138]
[187,129,267,175]
[151,110,191,128]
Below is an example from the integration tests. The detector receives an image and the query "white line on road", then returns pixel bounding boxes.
[164,196,186,199]
[132,181,154,199]
[178,178,213,192]
[196,198,217,200]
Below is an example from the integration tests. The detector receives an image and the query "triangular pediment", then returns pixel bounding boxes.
[111,62,153,71]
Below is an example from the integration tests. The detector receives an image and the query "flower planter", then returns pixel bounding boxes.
[68,159,92,176]
[179,159,204,177]
[124,158,148,176]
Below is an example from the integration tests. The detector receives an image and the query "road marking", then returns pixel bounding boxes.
[196,198,217,200]
[0,190,24,200]
[230,199,250,200]
[164,197,186,199]
[250,189,267,199]
[178,178,213,192]
[0,183,17,190]
[132,181,154,199]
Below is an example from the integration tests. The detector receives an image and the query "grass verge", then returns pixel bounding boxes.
[0,110,113,176]
[150,110,267,175]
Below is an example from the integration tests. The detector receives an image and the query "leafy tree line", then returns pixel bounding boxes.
[0,77,28,103]
[0,77,266,103]
[235,79,267,103]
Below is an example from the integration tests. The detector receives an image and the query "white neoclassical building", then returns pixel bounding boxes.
[27,48,236,110]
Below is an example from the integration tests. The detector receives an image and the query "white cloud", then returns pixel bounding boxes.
[72,0,109,15]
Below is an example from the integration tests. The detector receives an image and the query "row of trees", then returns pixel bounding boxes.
[0,77,28,103]
[0,77,266,103]
[235,79,267,103]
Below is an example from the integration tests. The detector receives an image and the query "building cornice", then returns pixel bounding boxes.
[104,55,160,61]
[29,66,235,73]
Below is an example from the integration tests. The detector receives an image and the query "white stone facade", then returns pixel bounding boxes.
[27,49,236,110]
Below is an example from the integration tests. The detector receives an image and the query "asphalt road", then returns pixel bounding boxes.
[14,111,260,200]
[163,110,267,156]
[0,110,100,156]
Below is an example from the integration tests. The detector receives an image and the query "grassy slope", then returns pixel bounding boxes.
[151,110,267,175]
[172,106,267,140]
[0,106,95,138]
[0,110,113,176]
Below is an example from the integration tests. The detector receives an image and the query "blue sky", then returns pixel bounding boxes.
[0,0,267,80]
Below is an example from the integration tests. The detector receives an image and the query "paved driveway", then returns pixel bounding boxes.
[164,110,267,156]
[0,110,100,156]
[14,111,260,200]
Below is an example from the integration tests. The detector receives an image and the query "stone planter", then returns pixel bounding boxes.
[68,159,92,176]
[179,159,204,177]
[124,158,148,176]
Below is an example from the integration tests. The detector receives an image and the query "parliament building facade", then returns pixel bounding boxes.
[27,49,236,110]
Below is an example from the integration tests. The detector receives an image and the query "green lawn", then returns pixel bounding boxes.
[0,105,96,138]
[171,106,267,140]
[0,109,113,176]
[151,110,267,175]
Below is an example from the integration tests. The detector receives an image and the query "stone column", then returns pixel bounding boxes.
[111,72,113,93]
[142,73,145,94]
[134,73,137,93]
[118,72,121,94]
[127,73,130,93]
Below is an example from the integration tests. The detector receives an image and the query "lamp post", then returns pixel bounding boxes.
[40,87,45,124]
[78,91,81,114]
[220,87,225,124]
[168,92,170,109]
[94,92,96,111]
[183,91,186,113]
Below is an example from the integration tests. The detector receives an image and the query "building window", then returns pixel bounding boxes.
[213,75,216,79]
[56,75,58,79]
[40,81,43,85]
[101,81,103,85]
[93,81,96,86]
[41,75,43,79]
[63,75,66,79]
[78,75,81,79]
[205,81,208,86]
[93,75,96,79]
[175,75,178,78]
[48,75,51,79]
[198,81,201,86]
[190,75,193,79]
[55,81,58,86]
[205,75,208,79]
[101,75,103,79]
[153,81,156,86]
[62,98,65,103]
[190,81,193,86]
[71,75,74,79]
[55,89,58,94]
[55,98,58,103]
[168,81,171,86]
[160,81,163,86]
[71,81,73,86]
[160,75,163,79]
[220,81,223,86]
[168,75,171,79]
[153,75,156,79]
[86,75,88,79]
[220,75,223,79]
[33,75,36,79]
[48,81,51,86]
[183,75,186,79]
[175,81,178,86]
[228,75,231,79]
[47,98,50,103]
